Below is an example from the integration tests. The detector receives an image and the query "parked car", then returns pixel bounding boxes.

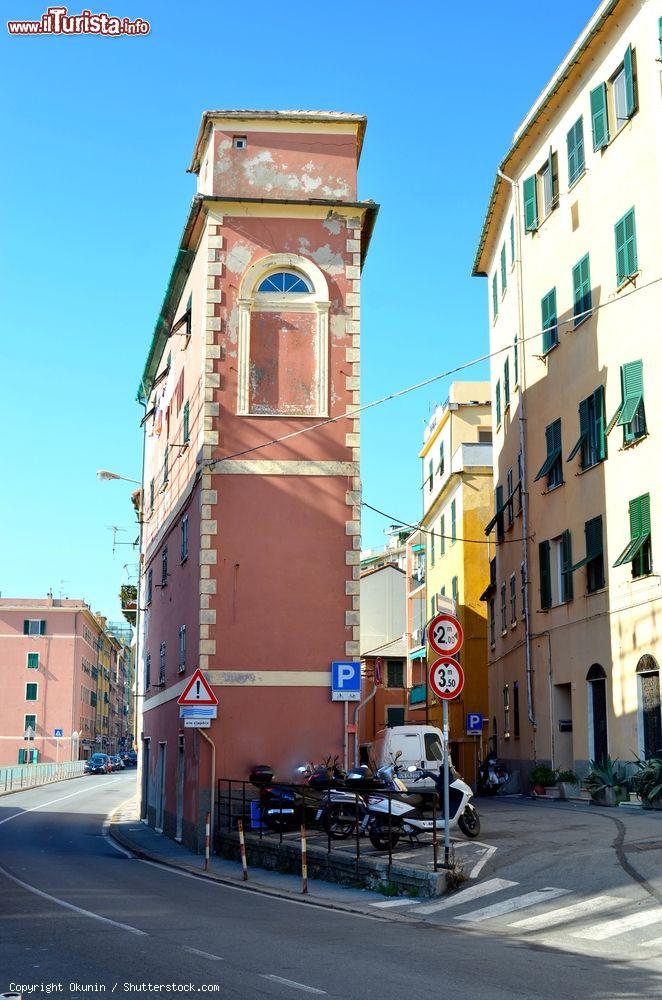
[122,750,137,767]
[110,754,124,771]
[85,753,112,775]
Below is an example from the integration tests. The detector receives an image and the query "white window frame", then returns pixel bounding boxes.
[25,681,39,702]
[25,620,44,637]
[26,652,39,669]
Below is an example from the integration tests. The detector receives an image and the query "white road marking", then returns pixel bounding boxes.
[640,936,662,948]
[0,862,147,936]
[413,878,518,915]
[182,946,224,961]
[0,779,120,827]
[260,975,326,994]
[455,887,570,923]
[572,908,662,940]
[510,895,621,931]
[370,898,422,908]
[468,846,497,880]
[102,796,139,858]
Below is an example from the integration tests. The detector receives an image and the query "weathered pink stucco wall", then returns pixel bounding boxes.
[213,129,357,201]
[249,311,318,415]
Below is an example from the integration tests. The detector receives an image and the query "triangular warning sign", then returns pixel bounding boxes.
[177,668,218,705]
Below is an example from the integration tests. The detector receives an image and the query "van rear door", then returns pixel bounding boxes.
[423,730,444,774]
[391,731,424,771]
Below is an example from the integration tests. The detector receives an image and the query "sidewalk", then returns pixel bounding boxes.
[109,799,410,917]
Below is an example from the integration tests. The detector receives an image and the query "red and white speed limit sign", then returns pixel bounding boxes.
[428,612,463,657]
[429,656,465,701]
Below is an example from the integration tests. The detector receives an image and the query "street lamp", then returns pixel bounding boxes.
[97,469,141,485]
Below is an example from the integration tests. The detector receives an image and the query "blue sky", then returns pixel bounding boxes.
[0,0,597,618]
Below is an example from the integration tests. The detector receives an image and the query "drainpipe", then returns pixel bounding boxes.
[135,391,148,817]
[199,727,216,848]
[497,169,536,736]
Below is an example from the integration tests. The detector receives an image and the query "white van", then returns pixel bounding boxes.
[370,725,446,791]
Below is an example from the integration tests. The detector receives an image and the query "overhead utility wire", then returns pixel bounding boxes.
[362,500,530,546]
[205,273,662,471]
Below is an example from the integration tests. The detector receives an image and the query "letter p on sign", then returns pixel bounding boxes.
[331,660,361,701]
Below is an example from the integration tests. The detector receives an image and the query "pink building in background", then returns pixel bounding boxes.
[138,110,377,848]
[0,598,103,765]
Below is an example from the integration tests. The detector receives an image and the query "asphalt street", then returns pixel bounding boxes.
[1,775,662,999]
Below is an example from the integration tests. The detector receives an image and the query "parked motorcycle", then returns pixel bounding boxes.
[405,765,481,838]
[249,759,347,833]
[477,751,510,795]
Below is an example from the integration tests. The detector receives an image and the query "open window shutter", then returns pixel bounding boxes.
[501,244,507,290]
[624,209,637,276]
[595,386,606,461]
[551,150,559,205]
[618,360,644,428]
[590,84,609,151]
[568,398,589,463]
[586,516,603,561]
[629,496,642,540]
[496,484,504,541]
[523,175,538,232]
[541,293,551,353]
[23,620,29,635]
[623,45,635,118]
[567,123,577,185]
[39,620,46,635]
[539,541,552,609]
[561,530,574,602]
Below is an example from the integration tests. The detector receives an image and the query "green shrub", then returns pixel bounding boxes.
[529,763,557,787]
[583,757,629,796]
[556,769,578,784]
[632,757,662,804]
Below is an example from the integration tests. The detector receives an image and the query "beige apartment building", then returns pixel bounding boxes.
[474,0,662,782]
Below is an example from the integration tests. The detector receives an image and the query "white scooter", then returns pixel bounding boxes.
[402,765,480,840]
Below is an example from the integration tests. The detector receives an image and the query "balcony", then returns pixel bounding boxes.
[451,442,493,473]
[410,564,426,589]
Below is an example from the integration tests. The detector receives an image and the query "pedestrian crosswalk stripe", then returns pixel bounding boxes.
[413,878,518,916]
[640,935,662,948]
[509,895,621,931]
[370,898,422,909]
[455,887,570,924]
[572,908,662,941]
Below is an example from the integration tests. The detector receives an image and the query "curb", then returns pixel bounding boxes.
[107,816,423,924]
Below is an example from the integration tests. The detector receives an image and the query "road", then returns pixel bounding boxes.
[1,775,662,999]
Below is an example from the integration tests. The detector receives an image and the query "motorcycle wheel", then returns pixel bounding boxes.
[458,806,481,838]
[368,827,401,851]
[321,807,356,840]
[264,811,298,833]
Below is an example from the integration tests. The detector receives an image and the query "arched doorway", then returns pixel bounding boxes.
[637,654,661,759]
[587,664,608,764]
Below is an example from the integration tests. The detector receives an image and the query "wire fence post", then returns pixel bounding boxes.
[204,812,210,871]
[227,779,232,832]
[387,792,393,877]
[432,788,439,872]
[301,822,308,894]
[237,818,248,881]
[354,791,360,871]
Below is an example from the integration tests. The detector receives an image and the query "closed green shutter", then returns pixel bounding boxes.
[523,175,538,232]
[501,244,507,292]
[183,400,190,443]
[452,576,458,603]
[659,17,662,58]
[496,379,501,426]
[451,499,457,542]
[594,386,606,461]
[572,254,592,326]
[561,530,574,602]
[504,358,510,407]
[590,83,609,151]
[513,337,519,385]
[539,540,552,609]
[567,117,585,185]
[623,45,635,118]
[586,517,603,561]
[39,620,46,635]
[492,273,498,320]
[615,208,637,284]
[510,215,515,263]
[495,485,504,542]
[541,289,557,353]
[440,516,445,556]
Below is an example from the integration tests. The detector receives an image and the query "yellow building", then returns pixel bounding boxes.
[418,382,493,785]
[473,0,662,782]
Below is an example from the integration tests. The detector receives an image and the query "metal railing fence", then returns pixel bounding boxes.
[0,760,86,793]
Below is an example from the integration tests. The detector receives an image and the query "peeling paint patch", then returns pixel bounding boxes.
[311,244,345,275]
[218,671,256,685]
[226,243,253,275]
[330,314,346,341]
[322,214,343,235]
[214,137,233,174]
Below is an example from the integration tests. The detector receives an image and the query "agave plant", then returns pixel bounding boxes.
[583,756,629,797]
[632,757,662,805]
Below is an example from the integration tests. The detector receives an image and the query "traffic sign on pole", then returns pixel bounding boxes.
[177,668,218,706]
[428,656,465,701]
[331,661,361,702]
[428,612,463,657]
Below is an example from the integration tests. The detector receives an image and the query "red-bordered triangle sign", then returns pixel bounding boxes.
[177,668,218,706]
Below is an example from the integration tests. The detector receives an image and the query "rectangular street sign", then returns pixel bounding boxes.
[53,728,64,738]
[179,706,217,719]
[184,718,211,728]
[331,660,361,702]
[466,712,484,735]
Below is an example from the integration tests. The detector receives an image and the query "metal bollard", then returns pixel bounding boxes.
[301,823,308,894]
[432,791,439,872]
[204,812,211,871]
[237,818,248,881]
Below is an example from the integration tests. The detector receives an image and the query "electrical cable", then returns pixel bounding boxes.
[362,500,530,545]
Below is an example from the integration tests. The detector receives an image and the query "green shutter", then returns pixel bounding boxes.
[451,499,457,541]
[590,83,609,151]
[492,273,498,320]
[452,576,458,603]
[539,540,552,609]
[615,208,637,284]
[39,620,46,635]
[567,398,589,462]
[618,360,644,427]
[567,117,585,185]
[496,379,501,426]
[523,175,538,232]
[659,17,662,58]
[586,517,603,561]
[27,653,39,669]
[513,337,519,385]
[614,494,651,566]
[504,358,510,406]
[440,516,445,556]
[510,216,515,263]
[561,530,574,602]
[495,485,504,541]
[541,289,557,353]
[573,254,591,326]
[23,620,29,635]
[501,244,507,292]
[183,400,190,443]
[594,386,606,461]
[623,45,635,118]
[534,420,562,482]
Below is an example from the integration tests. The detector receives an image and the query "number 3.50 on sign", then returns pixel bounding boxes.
[428,612,463,657]
[429,656,465,701]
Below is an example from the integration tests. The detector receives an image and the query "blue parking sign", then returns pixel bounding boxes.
[466,713,483,735]
[331,661,361,702]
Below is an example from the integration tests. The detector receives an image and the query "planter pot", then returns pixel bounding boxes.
[532,784,546,795]
[591,787,628,807]
[545,787,561,799]
[558,782,580,800]
[641,797,662,811]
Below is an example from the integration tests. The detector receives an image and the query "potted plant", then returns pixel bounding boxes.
[556,769,579,800]
[632,757,662,810]
[584,757,629,806]
[529,763,557,795]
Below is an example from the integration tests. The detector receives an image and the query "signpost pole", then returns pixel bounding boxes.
[442,700,450,867]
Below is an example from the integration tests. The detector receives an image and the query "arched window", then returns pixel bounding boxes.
[237,254,330,417]
[257,271,312,294]
[637,655,661,758]
[587,663,608,764]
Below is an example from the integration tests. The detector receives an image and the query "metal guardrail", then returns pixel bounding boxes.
[0,760,86,793]
[217,777,445,879]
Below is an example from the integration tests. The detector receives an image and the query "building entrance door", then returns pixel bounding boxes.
[176,734,185,842]
[156,742,166,832]
[587,664,608,764]
[638,656,662,758]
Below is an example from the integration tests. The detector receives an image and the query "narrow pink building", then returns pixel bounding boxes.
[0,598,103,765]
[138,110,377,847]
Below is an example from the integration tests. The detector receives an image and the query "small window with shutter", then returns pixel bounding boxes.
[614,208,638,286]
[614,494,652,578]
[541,289,558,354]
